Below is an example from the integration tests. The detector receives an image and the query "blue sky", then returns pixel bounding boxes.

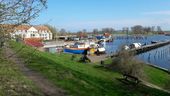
[32,0,170,32]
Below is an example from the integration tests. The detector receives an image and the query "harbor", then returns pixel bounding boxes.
[87,40,170,63]
[41,34,170,71]
[2,0,170,95]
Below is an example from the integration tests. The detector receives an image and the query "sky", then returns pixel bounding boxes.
[32,0,170,32]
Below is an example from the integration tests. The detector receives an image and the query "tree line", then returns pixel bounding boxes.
[45,24,164,40]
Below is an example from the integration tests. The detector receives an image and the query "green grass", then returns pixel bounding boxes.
[104,58,170,90]
[0,49,43,96]
[9,41,170,96]
[144,66,170,90]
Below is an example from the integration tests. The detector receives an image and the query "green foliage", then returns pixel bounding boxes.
[9,41,170,96]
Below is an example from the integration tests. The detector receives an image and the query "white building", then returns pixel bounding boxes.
[10,25,52,40]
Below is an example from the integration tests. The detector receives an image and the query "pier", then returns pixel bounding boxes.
[87,41,170,63]
[132,41,170,55]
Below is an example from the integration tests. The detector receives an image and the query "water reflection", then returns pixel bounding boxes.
[105,35,170,70]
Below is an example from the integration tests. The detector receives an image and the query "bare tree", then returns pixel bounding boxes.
[143,27,151,34]
[0,0,47,47]
[44,24,58,40]
[59,28,67,36]
[157,26,162,33]
[102,28,115,34]
[93,28,99,35]
[0,0,47,24]
[131,25,144,34]
[108,48,144,78]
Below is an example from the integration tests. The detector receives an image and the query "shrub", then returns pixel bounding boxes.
[109,49,144,78]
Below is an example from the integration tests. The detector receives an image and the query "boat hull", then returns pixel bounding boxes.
[64,48,87,54]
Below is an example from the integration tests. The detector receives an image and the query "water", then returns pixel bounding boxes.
[138,45,170,70]
[105,35,170,70]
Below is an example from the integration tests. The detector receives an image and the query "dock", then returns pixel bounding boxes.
[132,41,170,54]
[87,41,170,63]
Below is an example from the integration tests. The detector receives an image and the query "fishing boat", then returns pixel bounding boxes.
[64,47,88,54]
[64,42,90,54]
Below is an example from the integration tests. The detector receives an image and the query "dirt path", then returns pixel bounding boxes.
[141,80,170,94]
[3,47,66,96]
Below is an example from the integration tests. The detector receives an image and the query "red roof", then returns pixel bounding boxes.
[24,38,44,47]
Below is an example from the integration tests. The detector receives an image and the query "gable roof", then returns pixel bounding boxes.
[15,25,30,30]
[34,25,50,31]
[27,26,38,31]
[0,24,51,32]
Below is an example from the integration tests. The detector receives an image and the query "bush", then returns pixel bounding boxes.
[109,49,144,78]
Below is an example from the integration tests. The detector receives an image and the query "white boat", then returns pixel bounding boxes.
[129,43,142,49]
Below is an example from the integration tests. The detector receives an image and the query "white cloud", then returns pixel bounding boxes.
[143,10,170,15]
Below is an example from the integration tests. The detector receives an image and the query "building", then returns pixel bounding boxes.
[10,25,52,40]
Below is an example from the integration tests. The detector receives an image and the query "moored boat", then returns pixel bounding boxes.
[64,47,88,54]
[129,43,142,49]
[64,42,90,54]
[151,41,159,44]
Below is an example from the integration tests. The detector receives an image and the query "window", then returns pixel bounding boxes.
[31,34,35,37]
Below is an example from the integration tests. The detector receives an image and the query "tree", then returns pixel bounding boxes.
[0,0,47,47]
[82,29,87,33]
[77,31,87,39]
[122,27,129,34]
[151,26,155,33]
[59,28,67,36]
[102,28,115,34]
[143,27,151,34]
[44,24,58,40]
[157,26,162,33]
[0,0,47,24]
[108,48,144,78]
[93,29,99,35]
[131,25,144,34]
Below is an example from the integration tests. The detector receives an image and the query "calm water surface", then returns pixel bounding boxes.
[105,35,170,70]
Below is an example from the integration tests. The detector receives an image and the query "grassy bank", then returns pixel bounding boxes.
[0,49,43,96]
[144,66,170,90]
[10,41,170,96]
[104,58,170,90]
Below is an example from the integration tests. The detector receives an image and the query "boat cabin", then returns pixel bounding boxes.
[129,43,142,49]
